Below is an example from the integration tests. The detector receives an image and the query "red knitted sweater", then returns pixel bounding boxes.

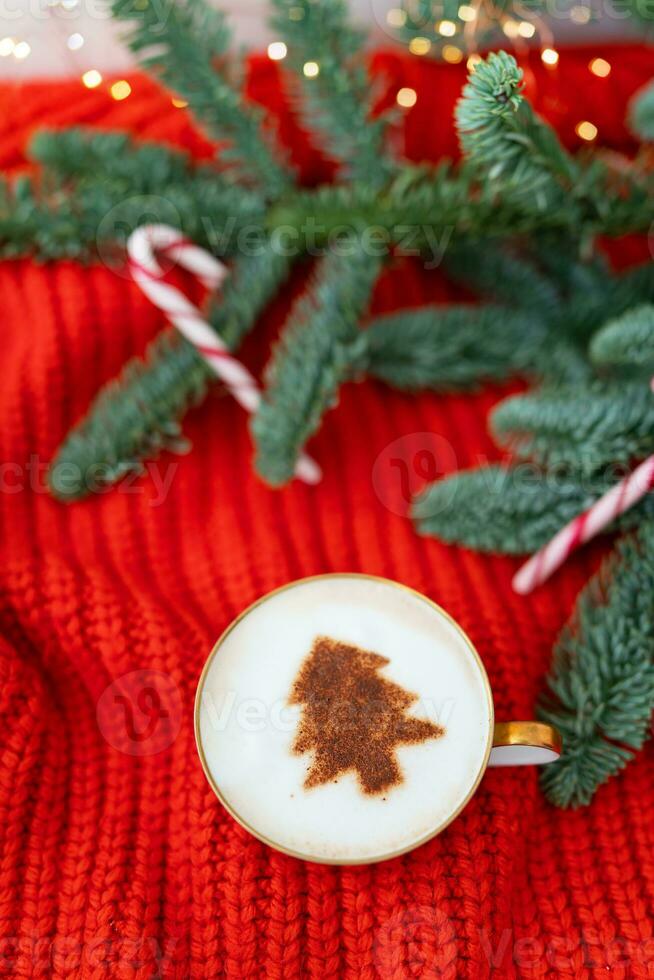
[1,45,653,979]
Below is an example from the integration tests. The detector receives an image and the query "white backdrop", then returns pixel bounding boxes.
[0,0,637,80]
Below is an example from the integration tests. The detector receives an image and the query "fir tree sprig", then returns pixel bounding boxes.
[269,0,393,186]
[629,79,654,140]
[539,520,654,807]
[590,304,654,375]
[363,304,548,389]
[111,0,290,195]
[411,466,654,554]
[1,132,268,261]
[490,380,654,475]
[5,137,652,266]
[443,240,562,313]
[30,129,202,187]
[455,52,580,210]
[49,331,209,500]
[550,261,654,345]
[0,176,102,261]
[252,244,381,485]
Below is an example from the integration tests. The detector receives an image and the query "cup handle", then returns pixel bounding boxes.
[489,721,562,767]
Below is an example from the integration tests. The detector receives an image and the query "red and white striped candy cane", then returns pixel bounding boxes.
[127,224,321,485]
[513,452,654,595]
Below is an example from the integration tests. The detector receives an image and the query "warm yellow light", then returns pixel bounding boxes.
[541,47,559,66]
[82,69,102,88]
[518,20,535,37]
[467,53,482,71]
[409,36,431,55]
[13,41,30,59]
[303,60,319,78]
[570,4,591,21]
[396,87,417,108]
[386,7,407,27]
[171,97,188,108]
[267,41,287,61]
[575,120,597,141]
[458,4,477,21]
[502,20,520,38]
[589,57,611,77]
[110,79,131,101]
[438,19,457,35]
[442,44,463,64]
[0,37,14,57]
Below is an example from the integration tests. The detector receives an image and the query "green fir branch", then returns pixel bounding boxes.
[364,304,548,389]
[49,331,209,500]
[207,247,292,346]
[555,261,654,345]
[111,0,290,195]
[252,244,381,485]
[30,128,265,222]
[270,0,393,186]
[443,240,562,312]
[1,135,267,262]
[455,51,580,210]
[629,79,654,141]
[491,380,654,474]
[30,128,200,186]
[4,149,652,264]
[49,247,291,499]
[590,303,654,375]
[0,176,102,261]
[411,466,654,554]
[539,520,654,807]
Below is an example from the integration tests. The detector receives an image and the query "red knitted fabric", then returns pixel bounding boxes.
[1,45,654,979]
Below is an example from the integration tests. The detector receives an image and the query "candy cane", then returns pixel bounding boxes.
[127,224,321,485]
[513,453,654,595]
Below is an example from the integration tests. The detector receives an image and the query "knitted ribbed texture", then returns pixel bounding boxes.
[1,45,653,979]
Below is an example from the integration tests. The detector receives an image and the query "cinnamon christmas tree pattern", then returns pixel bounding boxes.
[290,636,444,795]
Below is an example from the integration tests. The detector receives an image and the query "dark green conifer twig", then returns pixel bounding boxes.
[270,0,393,186]
[455,51,579,210]
[539,520,654,807]
[411,466,654,554]
[111,0,291,195]
[590,304,654,374]
[363,304,548,389]
[491,380,654,475]
[629,78,654,141]
[252,244,382,485]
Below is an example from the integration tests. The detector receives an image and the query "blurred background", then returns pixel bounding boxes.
[0,0,641,81]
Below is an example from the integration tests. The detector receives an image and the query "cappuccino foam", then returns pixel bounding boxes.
[196,575,492,863]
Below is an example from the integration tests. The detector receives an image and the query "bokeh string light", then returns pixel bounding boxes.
[267,41,287,61]
[81,68,102,89]
[392,0,611,71]
[0,0,135,104]
[396,86,418,107]
[37,0,609,141]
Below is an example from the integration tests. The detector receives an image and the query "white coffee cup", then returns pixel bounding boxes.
[195,574,561,865]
